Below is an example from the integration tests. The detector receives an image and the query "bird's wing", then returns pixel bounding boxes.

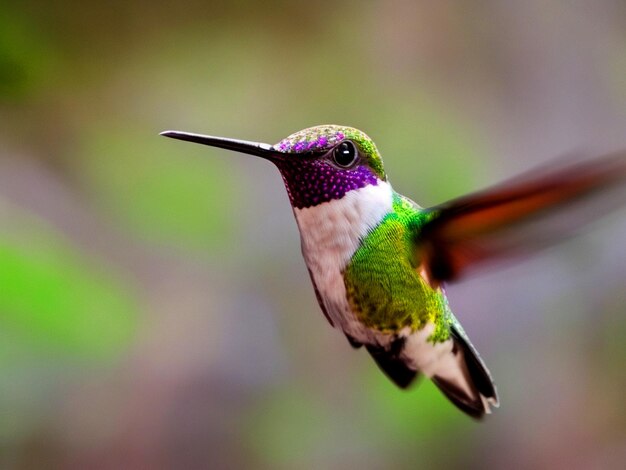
[417,151,626,283]
[366,338,420,389]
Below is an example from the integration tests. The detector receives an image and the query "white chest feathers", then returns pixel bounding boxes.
[293,181,393,334]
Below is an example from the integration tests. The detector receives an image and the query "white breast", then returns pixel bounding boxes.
[293,181,392,339]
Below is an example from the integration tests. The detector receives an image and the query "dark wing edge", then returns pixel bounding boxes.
[306,268,334,326]
[366,338,420,389]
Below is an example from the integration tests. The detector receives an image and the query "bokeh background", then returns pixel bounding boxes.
[1,1,626,469]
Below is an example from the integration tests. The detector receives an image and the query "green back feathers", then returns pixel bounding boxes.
[344,194,453,342]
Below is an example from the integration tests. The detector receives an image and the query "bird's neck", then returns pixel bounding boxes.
[293,181,393,270]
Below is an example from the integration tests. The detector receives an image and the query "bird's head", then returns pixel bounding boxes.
[161,125,386,209]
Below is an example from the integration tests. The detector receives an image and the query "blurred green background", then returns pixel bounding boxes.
[1,1,626,468]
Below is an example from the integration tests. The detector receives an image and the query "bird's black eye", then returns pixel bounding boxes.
[332,141,358,168]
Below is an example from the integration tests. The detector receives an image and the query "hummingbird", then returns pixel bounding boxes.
[161,125,625,419]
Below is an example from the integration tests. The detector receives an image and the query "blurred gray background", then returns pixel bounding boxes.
[1,1,625,469]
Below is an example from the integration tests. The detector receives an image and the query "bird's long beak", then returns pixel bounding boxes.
[160,130,283,161]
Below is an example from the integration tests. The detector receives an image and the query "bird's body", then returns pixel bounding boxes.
[289,148,498,417]
[161,124,626,419]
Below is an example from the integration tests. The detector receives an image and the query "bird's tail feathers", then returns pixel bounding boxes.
[430,326,499,419]
[395,324,498,419]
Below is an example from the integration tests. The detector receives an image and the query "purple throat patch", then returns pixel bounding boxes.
[276,159,379,209]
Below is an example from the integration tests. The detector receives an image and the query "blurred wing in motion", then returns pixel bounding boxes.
[418,151,626,283]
